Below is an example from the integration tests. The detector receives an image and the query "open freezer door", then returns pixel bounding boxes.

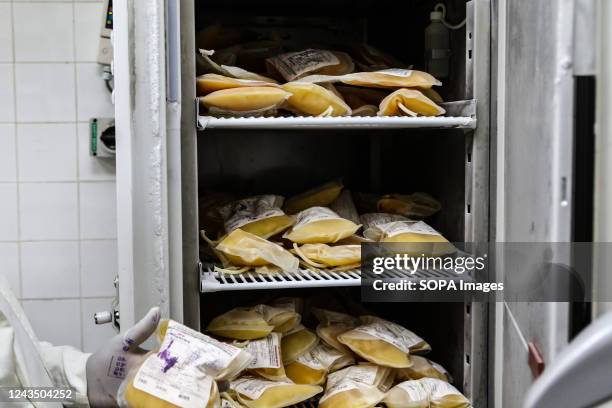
[493,0,591,406]
[524,311,612,408]
[113,0,186,328]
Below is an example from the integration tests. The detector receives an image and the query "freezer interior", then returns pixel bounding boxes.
[200,288,468,390]
[193,0,479,403]
[194,0,470,102]
[197,130,467,242]
[196,129,471,391]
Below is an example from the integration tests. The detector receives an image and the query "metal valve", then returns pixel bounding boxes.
[94,276,120,332]
[94,309,120,328]
[94,311,113,324]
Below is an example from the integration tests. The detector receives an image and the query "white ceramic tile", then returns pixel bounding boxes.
[79,182,116,239]
[19,183,78,240]
[76,63,113,121]
[81,298,116,353]
[0,243,20,297]
[22,299,82,349]
[12,0,71,2]
[17,124,77,182]
[15,63,76,122]
[0,184,18,241]
[13,3,74,62]
[0,64,15,122]
[0,4,13,62]
[0,124,17,181]
[21,241,79,299]
[80,240,117,297]
[78,122,115,181]
[75,2,103,62]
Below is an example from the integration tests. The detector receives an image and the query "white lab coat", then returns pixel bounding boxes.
[0,275,90,407]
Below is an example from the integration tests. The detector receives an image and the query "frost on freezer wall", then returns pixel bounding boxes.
[146,0,167,307]
[117,0,171,324]
[0,0,118,352]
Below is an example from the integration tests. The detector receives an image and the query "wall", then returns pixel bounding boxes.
[0,0,117,352]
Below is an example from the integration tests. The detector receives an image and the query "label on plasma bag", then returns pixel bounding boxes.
[132,321,242,408]
[246,333,282,369]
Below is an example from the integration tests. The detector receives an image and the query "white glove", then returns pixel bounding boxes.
[86,307,161,407]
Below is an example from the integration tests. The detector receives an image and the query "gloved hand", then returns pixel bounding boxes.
[86,307,161,407]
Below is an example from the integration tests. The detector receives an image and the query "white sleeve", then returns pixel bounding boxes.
[0,319,21,388]
[38,342,91,407]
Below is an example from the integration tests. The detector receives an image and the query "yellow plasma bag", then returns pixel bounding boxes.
[245,333,287,381]
[396,355,451,382]
[230,377,322,408]
[283,207,361,244]
[384,378,470,408]
[338,315,431,368]
[207,308,274,340]
[281,326,319,364]
[312,308,359,354]
[285,342,354,385]
[318,364,394,408]
[218,195,294,239]
[293,244,361,267]
[377,192,442,218]
[253,304,301,334]
[196,73,278,95]
[283,180,344,215]
[300,68,441,90]
[121,320,253,408]
[383,380,430,408]
[200,87,291,116]
[281,82,352,117]
[362,220,456,256]
[378,89,445,117]
[215,229,299,272]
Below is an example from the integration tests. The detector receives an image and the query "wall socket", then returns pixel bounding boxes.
[90,118,115,158]
[97,0,113,66]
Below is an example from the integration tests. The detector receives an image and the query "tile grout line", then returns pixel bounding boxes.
[0,121,94,125]
[21,296,115,302]
[2,1,74,3]
[0,179,115,184]
[0,61,98,64]
[10,0,23,300]
[0,238,118,244]
[0,121,96,124]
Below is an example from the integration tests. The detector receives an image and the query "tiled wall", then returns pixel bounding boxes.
[0,0,117,352]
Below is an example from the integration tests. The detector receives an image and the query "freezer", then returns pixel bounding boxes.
[106,0,605,406]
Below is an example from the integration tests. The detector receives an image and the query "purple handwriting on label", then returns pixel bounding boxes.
[122,337,135,352]
[108,355,128,379]
[157,339,178,373]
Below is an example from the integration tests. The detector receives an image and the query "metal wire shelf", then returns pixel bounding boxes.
[200,263,474,293]
[197,115,476,130]
[200,264,361,292]
[196,99,477,130]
